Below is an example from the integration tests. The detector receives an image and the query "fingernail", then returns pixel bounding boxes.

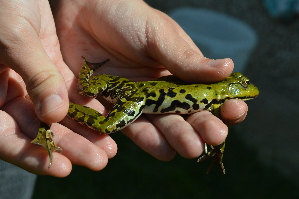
[207,59,228,68]
[39,94,64,117]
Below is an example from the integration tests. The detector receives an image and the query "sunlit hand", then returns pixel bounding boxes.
[0,0,117,177]
[51,0,248,161]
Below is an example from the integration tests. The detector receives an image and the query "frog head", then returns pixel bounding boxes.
[221,72,259,100]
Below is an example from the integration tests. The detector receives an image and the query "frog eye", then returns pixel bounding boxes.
[241,79,250,88]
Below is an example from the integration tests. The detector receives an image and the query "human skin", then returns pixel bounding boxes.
[0,0,248,177]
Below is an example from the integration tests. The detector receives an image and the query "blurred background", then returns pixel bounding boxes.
[33,0,299,198]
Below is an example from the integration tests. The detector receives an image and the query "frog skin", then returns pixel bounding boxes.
[32,58,259,173]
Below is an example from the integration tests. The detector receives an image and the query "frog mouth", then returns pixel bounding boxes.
[238,95,258,101]
[203,96,257,111]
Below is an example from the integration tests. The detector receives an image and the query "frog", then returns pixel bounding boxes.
[32,58,259,173]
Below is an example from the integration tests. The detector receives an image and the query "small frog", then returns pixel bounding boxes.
[32,58,259,172]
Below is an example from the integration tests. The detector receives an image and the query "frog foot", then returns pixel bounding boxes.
[31,122,62,168]
[197,142,225,174]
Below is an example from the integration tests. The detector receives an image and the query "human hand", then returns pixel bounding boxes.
[0,0,117,176]
[50,0,248,161]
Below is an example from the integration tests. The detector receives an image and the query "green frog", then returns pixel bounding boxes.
[32,58,259,173]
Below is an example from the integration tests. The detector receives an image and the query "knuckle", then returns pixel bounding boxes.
[26,69,58,98]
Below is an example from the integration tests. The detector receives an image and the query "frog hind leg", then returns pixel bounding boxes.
[31,122,62,168]
[68,96,146,134]
[198,103,226,174]
[197,143,225,174]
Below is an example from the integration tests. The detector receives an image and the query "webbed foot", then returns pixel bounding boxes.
[31,122,62,168]
[197,142,225,174]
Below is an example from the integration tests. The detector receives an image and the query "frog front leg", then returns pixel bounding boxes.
[68,96,146,134]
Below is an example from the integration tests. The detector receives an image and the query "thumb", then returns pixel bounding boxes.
[1,35,69,124]
[146,11,234,83]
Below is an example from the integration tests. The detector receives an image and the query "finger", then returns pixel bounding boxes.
[187,111,228,146]
[0,3,68,123]
[122,115,176,161]
[146,114,204,159]
[61,116,117,159]
[73,0,233,82]
[144,9,234,82]
[220,99,249,126]
[5,53,68,124]
[42,123,109,171]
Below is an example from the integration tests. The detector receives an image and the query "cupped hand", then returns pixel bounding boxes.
[51,0,248,161]
[0,0,117,176]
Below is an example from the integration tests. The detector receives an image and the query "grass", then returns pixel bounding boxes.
[32,129,298,199]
